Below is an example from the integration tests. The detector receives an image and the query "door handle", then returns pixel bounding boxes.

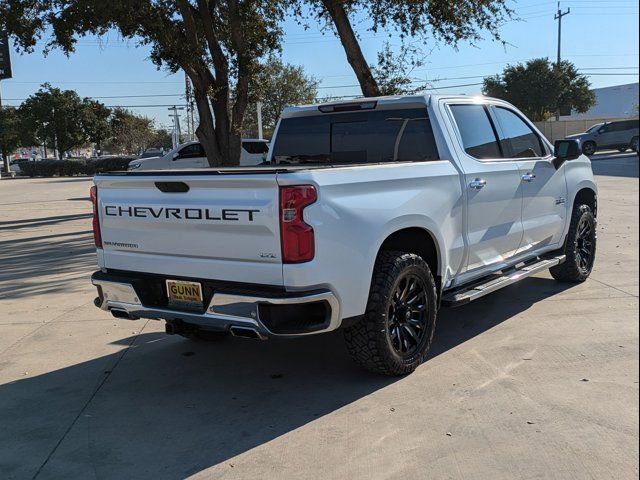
[468,178,487,190]
[521,173,536,182]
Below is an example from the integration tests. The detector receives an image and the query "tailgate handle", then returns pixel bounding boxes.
[155,181,190,193]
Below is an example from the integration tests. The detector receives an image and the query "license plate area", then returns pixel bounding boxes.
[166,279,204,309]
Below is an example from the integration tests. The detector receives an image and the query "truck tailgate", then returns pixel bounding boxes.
[94,173,283,285]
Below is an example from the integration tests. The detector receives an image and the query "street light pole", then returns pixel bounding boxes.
[554,1,571,120]
[168,105,185,148]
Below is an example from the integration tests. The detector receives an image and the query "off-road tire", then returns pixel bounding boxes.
[343,251,438,376]
[550,204,597,283]
[582,141,597,156]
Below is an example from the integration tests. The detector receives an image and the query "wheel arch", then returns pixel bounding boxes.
[573,186,597,217]
[375,226,443,293]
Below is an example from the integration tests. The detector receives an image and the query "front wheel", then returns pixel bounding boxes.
[631,136,639,153]
[344,251,438,376]
[582,141,597,156]
[550,204,597,283]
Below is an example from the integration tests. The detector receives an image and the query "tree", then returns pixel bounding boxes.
[243,56,318,139]
[18,84,90,159]
[371,42,425,96]
[0,0,288,167]
[148,129,174,150]
[106,108,155,154]
[483,58,596,121]
[0,106,21,169]
[300,0,513,97]
[81,99,112,153]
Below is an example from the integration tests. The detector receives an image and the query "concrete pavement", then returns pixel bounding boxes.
[0,155,638,479]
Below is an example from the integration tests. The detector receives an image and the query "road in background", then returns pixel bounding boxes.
[0,154,638,479]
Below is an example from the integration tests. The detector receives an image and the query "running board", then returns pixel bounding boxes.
[442,255,566,308]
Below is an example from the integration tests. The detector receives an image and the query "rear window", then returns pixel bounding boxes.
[272,108,439,165]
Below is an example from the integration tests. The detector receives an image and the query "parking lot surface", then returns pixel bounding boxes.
[0,154,638,479]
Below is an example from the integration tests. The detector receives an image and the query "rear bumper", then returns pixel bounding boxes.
[91,271,340,338]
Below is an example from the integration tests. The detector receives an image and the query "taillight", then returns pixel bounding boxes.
[279,185,317,263]
[90,185,102,248]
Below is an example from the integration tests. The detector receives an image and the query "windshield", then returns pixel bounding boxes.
[586,123,604,133]
[272,108,439,165]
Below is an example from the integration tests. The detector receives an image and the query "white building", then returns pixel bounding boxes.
[564,82,639,119]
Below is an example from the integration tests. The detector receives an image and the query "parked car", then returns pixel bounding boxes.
[566,119,639,155]
[90,95,597,376]
[139,148,164,159]
[128,139,270,170]
[0,158,31,175]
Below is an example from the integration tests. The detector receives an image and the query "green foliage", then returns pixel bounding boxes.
[18,157,134,177]
[81,99,112,151]
[106,108,155,154]
[483,58,596,121]
[0,106,21,160]
[297,0,514,96]
[243,56,318,138]
[148,129,173,150]
[371,42,424,96]
[18,83,90,159]
[0,0,289,166]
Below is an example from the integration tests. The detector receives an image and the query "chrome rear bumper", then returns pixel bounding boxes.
[92,273,340,338]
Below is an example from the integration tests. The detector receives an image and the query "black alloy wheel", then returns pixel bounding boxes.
[574,214,595,275]
[387,274,429,356]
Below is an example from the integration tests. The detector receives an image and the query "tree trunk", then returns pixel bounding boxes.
[323,1,380,97]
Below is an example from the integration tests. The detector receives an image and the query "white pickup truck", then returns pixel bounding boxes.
[91,95,598,375]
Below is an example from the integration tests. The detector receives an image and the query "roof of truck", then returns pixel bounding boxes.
[281,94,490,118]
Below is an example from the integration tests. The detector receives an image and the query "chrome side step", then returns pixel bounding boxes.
[442,255,566,308]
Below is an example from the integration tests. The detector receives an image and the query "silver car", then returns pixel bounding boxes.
[567,119,639,155]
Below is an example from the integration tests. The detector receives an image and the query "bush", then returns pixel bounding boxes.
[85,156,134,174]
[18,156,134,177]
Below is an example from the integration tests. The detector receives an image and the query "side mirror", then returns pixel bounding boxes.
[597,127,605,134]
[172,152,180,161]
[553,139,581,168]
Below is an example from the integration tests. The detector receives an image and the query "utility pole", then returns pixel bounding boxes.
[185,73,193,141]
[256,101,264,140]
[554,1,570,120]
[168,105,185,148]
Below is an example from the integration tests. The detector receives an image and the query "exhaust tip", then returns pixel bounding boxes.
[230,326,264,340]
[110,308,138,320]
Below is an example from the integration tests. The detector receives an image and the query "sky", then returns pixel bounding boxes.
[1,0,638,128]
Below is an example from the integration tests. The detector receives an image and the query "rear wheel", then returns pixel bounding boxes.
[343,251,438,376]
[582,141,597,156]
[550,204,597,283]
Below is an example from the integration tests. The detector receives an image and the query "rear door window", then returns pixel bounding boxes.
[493,107,546,158]
[179,144,205,159]
[449,104,502,159]
[272,108,439,165]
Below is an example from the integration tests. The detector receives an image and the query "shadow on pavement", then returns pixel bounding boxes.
[0,276,574,479]
[590,153,638,178]
[0,229,95,300]
[0,213,91,230]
